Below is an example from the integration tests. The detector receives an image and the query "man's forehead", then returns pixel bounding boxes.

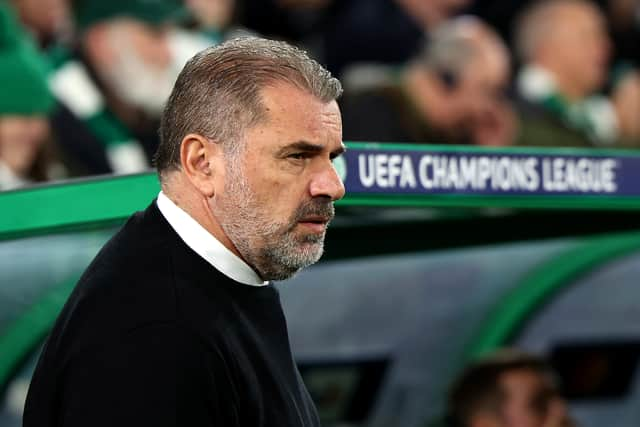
[319,101,342,127]
[501,369,550,391]
[549,2,603,30]
[260,82,337,110]
[257,84,340,128]
[240,85,342,154]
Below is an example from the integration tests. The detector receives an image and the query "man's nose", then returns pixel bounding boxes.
[309,163,346,201]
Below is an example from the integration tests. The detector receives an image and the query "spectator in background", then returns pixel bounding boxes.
[446,350,576,427]
[48,0,212,174]
[341,16,515,146]
[513,0,640,148]
[9,0,71,48]
[323,0,471,77]
[183,0,241,43]
[0,6,63,190]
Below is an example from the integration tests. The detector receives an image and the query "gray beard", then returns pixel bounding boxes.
[101,27,178,116]
[215,160,333,281]
[253,222,326,281]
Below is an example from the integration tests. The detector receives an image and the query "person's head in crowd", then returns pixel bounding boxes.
[183,0,236,39]
[9,0,71,46]
[515,0,611,101]
[447,349,575,427]
[405,16,515,145]
[155,37,345,280]
[422,16,510,107]
[72,0,210,118]
[0,42,57,190]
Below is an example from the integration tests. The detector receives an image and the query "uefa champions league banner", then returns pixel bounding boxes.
[336,145,640,196]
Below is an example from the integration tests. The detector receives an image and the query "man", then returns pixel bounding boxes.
[446,350,576,427]
[24,37,345,426]
[48,0,212,174]
[513,0,640,147]
[341,16,515,146]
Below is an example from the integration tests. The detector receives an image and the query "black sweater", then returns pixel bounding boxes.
[24,201,320,427]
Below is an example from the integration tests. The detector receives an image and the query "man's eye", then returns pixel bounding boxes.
[288,153,306,160]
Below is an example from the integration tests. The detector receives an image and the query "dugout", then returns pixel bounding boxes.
[1,143,640,427]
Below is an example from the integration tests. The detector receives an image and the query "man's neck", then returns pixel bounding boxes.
[156,190,267,286]
[161,178,243,260]
[532,62,587,102]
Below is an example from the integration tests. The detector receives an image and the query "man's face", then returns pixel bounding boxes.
[0,115,49,175]
[455,33,513,145]
[459,35,510,100]
[211,83,346,281]
[95,19,174,116]
[499,369,568,427]
[97,19,209,117]
[544,3,611,96]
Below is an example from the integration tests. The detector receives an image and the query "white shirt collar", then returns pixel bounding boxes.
[156,191,268,287]
[517,65,558,101]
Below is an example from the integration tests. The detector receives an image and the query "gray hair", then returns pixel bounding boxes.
[420,16,482,75]
[155,37,342,179]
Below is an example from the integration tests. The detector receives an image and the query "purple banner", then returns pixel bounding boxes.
[336,148,640,196]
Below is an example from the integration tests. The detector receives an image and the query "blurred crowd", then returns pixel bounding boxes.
[0,0,639,190]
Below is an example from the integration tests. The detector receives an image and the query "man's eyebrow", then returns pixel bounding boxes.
[282,141,323,153]
[332,144,346,157]
[277,141,346,156]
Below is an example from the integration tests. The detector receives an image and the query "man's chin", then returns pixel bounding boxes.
[258,245,324,281]
[299,244,325,268]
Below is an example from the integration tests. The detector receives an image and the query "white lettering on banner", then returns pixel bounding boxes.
[375,154,389,187]
[357,153,618,194]
[419,156,433,189]
[399,155,417,188]
[542,158,617,192]
[359,154,417,189]
[387,155,401,187]
[448,158,460,189]
[359,155,375,188]
[477,157,491,190]
[460,157,476,189]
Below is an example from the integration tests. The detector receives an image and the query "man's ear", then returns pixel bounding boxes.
[180,133,221,197]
